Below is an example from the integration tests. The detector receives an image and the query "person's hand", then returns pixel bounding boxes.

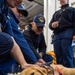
[35,62,43,66]
[39,52,43,57]
[52,21,59,28]
[21,63,39,70]
[35,59,46,66]
[73,35,75,42]
[21,63,32,69]
[38,59,46,64]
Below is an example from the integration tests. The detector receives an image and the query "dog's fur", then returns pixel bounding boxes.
[20,64,75,75]
[20,66,47,75]
[50,64,75,75]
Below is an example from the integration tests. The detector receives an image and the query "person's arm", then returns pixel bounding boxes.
[23,33,41,60]
[39,33,46,57]
[23,31,45,64]
[8,8,38,64]
[10,37,27,68]
[10,37,35,69]
[49,12,59,30]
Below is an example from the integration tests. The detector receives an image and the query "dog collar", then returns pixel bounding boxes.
[56,66,62,75]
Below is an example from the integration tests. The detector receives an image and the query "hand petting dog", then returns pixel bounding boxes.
[20,64,75,75]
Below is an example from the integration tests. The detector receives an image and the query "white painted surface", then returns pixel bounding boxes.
[44,0,56,51]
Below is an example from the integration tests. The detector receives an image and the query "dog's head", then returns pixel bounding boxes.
[20,66,47,75]
[20,64,75,75]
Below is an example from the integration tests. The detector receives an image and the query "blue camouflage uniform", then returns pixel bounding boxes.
[0,0,16,74]
[0,0,37,74]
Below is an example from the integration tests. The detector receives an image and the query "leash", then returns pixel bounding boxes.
[41,62,62,75]
[42,65,54,75]
[56,66,62,75]
[41,62,54,75]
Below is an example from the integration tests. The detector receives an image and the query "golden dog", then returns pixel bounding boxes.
[20,64,75,75]
[20,66,47,75]
[50,64,75,75]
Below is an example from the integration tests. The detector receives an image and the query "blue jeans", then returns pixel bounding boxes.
[53,29,74,67]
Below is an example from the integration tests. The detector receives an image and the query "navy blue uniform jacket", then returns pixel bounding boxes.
[49,4,75,35]
[23,28,46,60]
